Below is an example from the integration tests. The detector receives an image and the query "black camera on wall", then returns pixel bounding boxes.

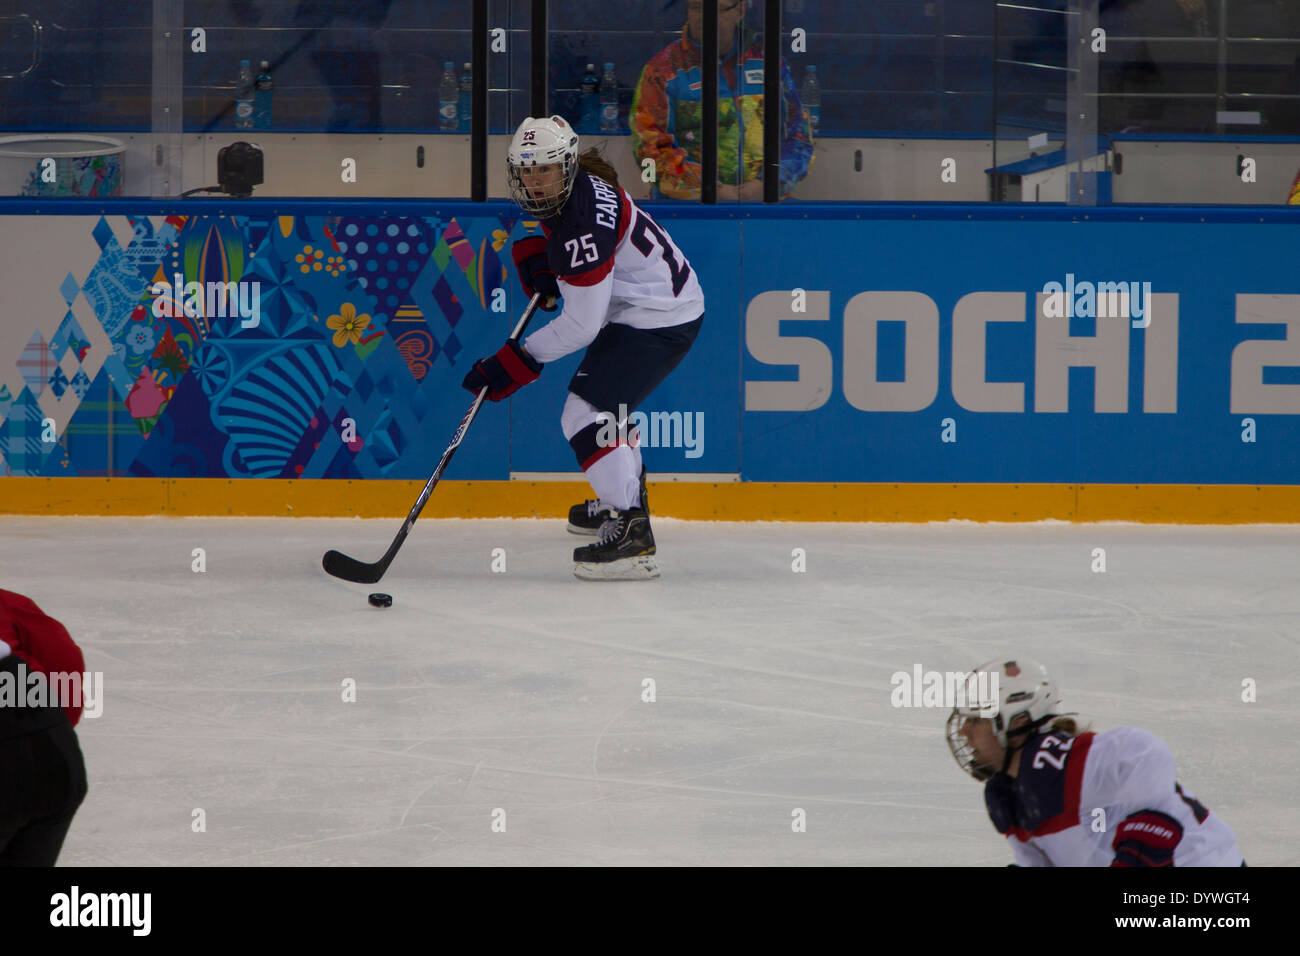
[217,141,264,197]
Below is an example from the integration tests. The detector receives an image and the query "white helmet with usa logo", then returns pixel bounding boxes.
[506,115,580,218]
[946,657,1062,780]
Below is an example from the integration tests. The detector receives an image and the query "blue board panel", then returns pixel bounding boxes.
[737,215,1300,483]
[3,199,1298,484]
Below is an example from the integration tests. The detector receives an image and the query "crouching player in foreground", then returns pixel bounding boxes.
[1,589,89,865]
[948,657,1244,866]
[462,115,705,580]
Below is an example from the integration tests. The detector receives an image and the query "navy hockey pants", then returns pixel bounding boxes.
[566,315,703,414]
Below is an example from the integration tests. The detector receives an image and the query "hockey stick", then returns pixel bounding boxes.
[322,292,545,584]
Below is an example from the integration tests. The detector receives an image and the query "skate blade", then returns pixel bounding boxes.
[573,554,660,581]
[566,522,602,536]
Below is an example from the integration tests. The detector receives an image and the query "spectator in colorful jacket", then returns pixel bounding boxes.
[631,0,814,200]
[1288,167,1300,204]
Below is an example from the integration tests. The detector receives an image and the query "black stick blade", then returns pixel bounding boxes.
[322,549,388,584]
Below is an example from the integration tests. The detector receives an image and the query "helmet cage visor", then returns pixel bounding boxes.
[508,155,577,218]
[946,708,998,781]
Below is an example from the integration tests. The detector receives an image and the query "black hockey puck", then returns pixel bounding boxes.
[368,592,392,608]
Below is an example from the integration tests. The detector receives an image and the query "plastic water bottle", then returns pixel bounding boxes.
[439,61,458,131]
[599,61,618,133]
[458,62,472,133]
[235,59,254,130]
[800,65,821,136]
[254,60,273,130]
[580,62,599,133]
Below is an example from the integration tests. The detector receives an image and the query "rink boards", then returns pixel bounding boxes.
[0,200,1298,521]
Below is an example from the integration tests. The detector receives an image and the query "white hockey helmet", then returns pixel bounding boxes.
[945,656,1062,780]
[506,115,580,218]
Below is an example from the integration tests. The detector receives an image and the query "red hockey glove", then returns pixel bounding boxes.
[510,236,559,311]
[461,340,543,401]
[1110,810,1184,867]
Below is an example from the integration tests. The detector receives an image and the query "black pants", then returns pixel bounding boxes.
[0,719,88,866]
[567,315,703,415]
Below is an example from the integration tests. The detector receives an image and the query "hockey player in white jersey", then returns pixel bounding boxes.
[462,115,705,580]
[947,657,1244,866]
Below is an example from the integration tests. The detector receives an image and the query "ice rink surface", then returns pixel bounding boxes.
[2,515,1296,866]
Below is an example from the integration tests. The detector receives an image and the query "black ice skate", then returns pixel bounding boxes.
[567,498,615,535]
[566,466,649,535]
[572,507,659,580]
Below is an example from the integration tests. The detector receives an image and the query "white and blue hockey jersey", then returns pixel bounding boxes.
[985,727,1243,867]
[522,170,705,364]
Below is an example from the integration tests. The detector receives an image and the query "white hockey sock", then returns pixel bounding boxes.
[584,445,641,512]
[561,392,642,511]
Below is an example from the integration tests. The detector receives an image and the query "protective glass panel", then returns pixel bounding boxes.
[489,0,533,205]
[992,1,1071,203]
[4,1,1297,206]
[0,1,488,199]
[1099,0,1300,204]
[179,1,475,199]
[737,0,813,203]
[546,0,688,202]
[788,0,999,202]
[0,0,151,197]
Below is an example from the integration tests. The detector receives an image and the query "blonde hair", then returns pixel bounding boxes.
[577,148,620,188]
[1049,716,1091,736]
